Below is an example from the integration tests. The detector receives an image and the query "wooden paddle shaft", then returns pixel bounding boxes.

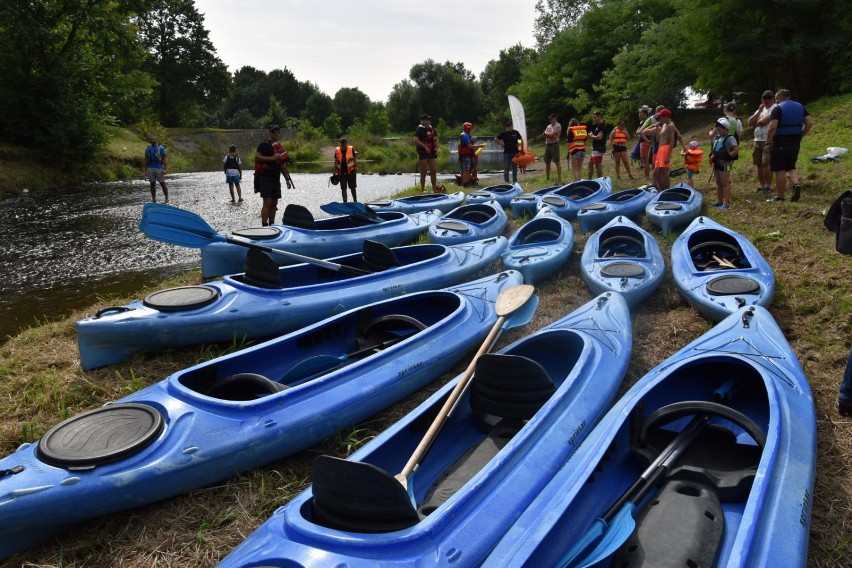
[711,253,736,268]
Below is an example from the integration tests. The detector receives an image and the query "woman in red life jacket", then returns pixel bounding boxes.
[609,120,634,180]
[566,118,587,181]
[334,138,358,202]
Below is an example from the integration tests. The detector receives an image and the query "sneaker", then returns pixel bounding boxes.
[767,196,785,202]
[720,203,729,209]
[238,198,243,202]
[755,187,764,194]
[711,202,723,207]
[791,184,801,202]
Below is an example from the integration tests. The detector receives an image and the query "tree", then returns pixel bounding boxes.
[0,0,146,165]
[365,103,391,136]
[409,60,483,126]
[258,96,288,129]
[302,92,335,127]
[322,113,343,139]
[533,0,593,47]
[333,87,371,131]
[134,0,231,126]
[386,79,420,132]
[480,44,538,118]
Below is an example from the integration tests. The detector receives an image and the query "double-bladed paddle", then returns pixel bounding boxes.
[394,284,537,493]
[320,201,380,220]
[139,203,372,276]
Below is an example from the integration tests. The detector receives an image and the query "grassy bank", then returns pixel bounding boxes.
[1,95,851,566]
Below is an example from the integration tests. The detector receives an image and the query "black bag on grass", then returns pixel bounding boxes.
[837,194,852,255]
[825,190,852,232]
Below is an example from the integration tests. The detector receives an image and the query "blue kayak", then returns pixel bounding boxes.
[75,238,508,370]
[501,206,574,284]
[0,271,523,559]
[367,191,466,214]
[509,184,562,219]
[645,183,703,235]
[671,216,775,322]
[576,186,657,233]
[537,177,613,220]
[464,183,523,207]
[487,305,815,568]
[580,215,665,308]
[200,205,440,278]
[428,200,508,245]
[217,292,632,567]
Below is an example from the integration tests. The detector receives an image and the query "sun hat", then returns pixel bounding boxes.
[715,117,730,129]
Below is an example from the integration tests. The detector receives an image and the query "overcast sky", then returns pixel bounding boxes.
[194,0,538,102]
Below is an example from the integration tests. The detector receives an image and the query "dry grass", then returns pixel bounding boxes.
[2,98,852,567]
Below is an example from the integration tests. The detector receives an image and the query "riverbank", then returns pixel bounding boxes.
[1,95,851,566]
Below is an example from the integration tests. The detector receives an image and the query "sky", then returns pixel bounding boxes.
[194,0,538,103]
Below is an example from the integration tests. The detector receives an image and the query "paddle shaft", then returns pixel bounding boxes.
[397,313,508,482]
[711,253,737,269]
[224,237,371,276]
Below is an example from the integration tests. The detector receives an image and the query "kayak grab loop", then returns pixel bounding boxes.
[37,403,164,469]
[94,306,134,319]
[143,286,219,311]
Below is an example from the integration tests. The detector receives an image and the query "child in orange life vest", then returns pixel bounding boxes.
[681,140,704,188]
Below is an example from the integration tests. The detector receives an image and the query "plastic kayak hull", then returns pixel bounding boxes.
[645,183,703,235]
[200,210,441,278]
[218,292,632,567]
[580,215,665,308]
[501,207,574,284]
[465,183,523,207]
[488,306,815,568]
[508,184,562,219]
[75,238,508,370]
[0,271,523,559]
[671,216,775,322]
[428,201,508,245]
[576,186,657,233]
[536,177,614,221]
[367,191,465,214]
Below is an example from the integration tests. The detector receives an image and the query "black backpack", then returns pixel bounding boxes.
[837,194,852,255]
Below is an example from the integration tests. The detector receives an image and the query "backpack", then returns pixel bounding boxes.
[224,155,240,170]
[836,194,852,255]
[713,135,738,162]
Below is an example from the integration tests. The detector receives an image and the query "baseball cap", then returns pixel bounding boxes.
[715,117,730,129]
[656,108,672,118]
[762,90,774,98]
[419,113,431,120]
[268,125,280,132]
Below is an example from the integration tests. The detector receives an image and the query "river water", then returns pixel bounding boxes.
[0,170,479,342]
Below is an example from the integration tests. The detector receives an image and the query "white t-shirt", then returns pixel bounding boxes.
[753,104,776,142]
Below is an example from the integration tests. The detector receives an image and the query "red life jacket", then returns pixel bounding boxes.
[458,132,475,156]
[568,125,588,153]
[335,146,356,174]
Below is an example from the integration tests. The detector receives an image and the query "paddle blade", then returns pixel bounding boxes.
[574,504,637,568]
[503,294,538,330]
[321,201,368,216]
[495,284,536,317]
[556,518,607,568]
[139,203,225,249]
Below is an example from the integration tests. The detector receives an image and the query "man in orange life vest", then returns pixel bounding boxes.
[334,138,357,202]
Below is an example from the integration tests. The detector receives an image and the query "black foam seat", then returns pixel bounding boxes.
[37,403,164,468]
[470,353,556,421]
[542,196,566,206]
[241,249,283,288]
[707,275,760,296]
[362,240,401,271]
[655,202,683,210]
[581,203,607,212]
[282,204,316,229]
[311,455,420,533]
[143,285,219,311]
[203,372,288,401]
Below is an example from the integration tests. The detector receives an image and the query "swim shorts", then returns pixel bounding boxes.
[544,144,560,163]
[654,144,672,169]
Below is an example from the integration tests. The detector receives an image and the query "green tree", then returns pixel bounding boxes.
[387,79,420,132]
[134,0,231,126]
[333,87,371,131]
[0,0,146,165]
[258,96,288,128]
[409,60,483,126]
[480,44,538,119]
[302,92,334,126]
[533,0,593,47]
[322,113,343,139]
[365,103,392,136]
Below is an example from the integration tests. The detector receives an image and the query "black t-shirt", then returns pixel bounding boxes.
[256,140,280,177]
[496,130,523,154]
[416,124,437,155]
[589,122,608,153]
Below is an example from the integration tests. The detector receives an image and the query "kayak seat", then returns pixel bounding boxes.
[240,249,283,289]
[599,231,645,258]
[614,479,725,568]
[580,203,607,212]
[311,455,420,533]
[660,188,690,201]
[435,220,470,233]
[357,314,427,352]
[349,212,380,226]
[459,209,493,223]
[282,204,316,230]
[362,240,401,271]
[202,372,289,401]
[522,229,560,245]
[470,353,556,422]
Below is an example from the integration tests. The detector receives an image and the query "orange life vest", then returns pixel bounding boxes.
[684,148,704,172]
[611,127,629,146]
[458,132,475,156]
[568,125,588,154]
[335,146,356,174]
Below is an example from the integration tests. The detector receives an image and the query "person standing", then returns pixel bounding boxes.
[415,114,438,193]
[334,137,358,202]
[145,135,169,203]
[766,89,813,202]
[651,109,679,190]
[495,120,523,183]
[681,140,703,188]
[710,118,739,209]
[566,118,587,181]
[587,111,608,179]
[458,122,476,186]
[748,90,777,195]
[223,145,243,203]
[609,120,633,180]
[636,106,655,179]
[255,125,288,226]
[542,113,563,184]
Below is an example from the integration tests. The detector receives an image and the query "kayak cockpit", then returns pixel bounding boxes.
[688,229,752,271]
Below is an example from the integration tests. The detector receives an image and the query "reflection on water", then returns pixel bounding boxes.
[0,171,452,342]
